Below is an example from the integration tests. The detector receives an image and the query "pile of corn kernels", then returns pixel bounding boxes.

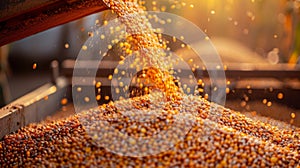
[0,94,299,167]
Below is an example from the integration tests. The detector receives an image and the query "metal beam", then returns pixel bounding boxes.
[0,0,108,46]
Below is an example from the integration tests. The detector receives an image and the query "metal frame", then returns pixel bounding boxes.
[0,77,69,139]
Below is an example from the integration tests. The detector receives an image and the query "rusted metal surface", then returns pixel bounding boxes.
[0,0,59,22]
[0,77,68,139]
[0,0,108,46]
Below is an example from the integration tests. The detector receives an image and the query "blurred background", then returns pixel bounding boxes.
[0,0,300,107]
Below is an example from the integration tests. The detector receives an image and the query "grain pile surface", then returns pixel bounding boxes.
[1,0,299,167]
[0,93,299,167]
